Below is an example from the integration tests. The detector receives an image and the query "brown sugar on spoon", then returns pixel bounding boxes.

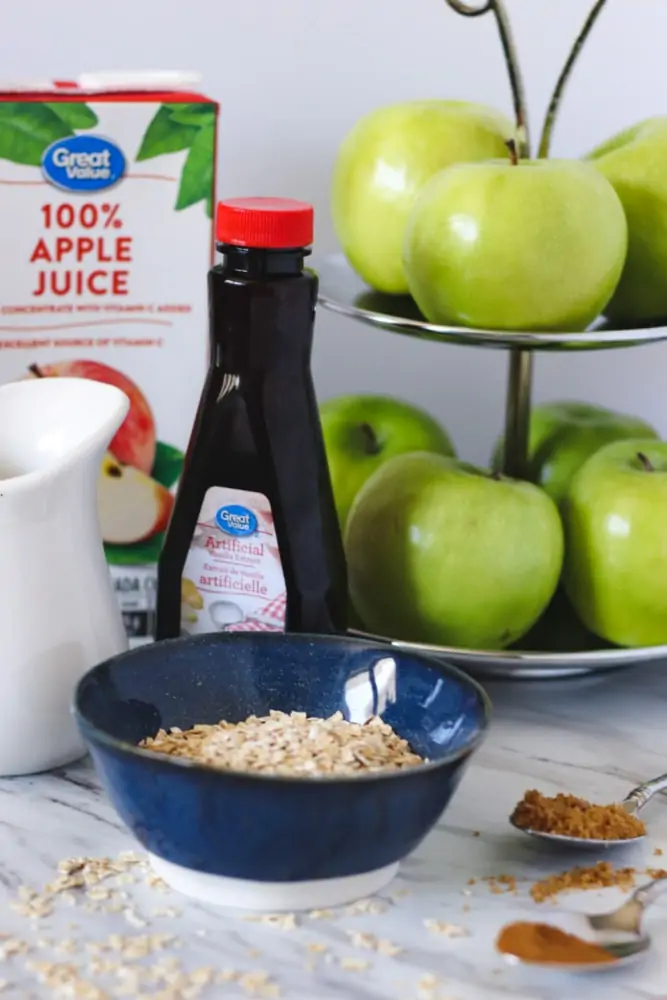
[511,789,646,841]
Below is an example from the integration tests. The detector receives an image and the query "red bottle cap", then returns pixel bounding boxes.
[216,197,314,249]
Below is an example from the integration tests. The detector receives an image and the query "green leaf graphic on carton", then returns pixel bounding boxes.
[136,106,200,160]
[165,103,215,127]
[135,103,216,217]
[0,101,98,166]
[44,102,99,130]
[151,441,185,491]
[176,123,215,212]
[104,441,185,566]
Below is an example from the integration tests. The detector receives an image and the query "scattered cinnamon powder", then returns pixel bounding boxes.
[496,921,617,966]
[511,789,646,841]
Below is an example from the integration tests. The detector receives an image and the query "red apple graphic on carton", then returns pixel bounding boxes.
[27,359,173,547]
[28,359,156,474]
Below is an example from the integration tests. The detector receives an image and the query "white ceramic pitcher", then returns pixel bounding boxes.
[0,376,129,776]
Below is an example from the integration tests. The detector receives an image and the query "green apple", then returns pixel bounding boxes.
[492,401,658,507]
[403,155,628,332]
[586,118,667,324]
[345,452,563,650]
[320,394,455,532]
[331,100,514,295]
[562,439,667,647]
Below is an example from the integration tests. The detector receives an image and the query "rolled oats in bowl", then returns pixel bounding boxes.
[140,710,425,777]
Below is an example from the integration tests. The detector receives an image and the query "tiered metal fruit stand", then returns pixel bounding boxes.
[315,0,667,680]
[316,253,667,680]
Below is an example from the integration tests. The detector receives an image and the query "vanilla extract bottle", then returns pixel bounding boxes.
[156,197,347,639]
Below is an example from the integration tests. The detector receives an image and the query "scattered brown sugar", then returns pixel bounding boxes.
[496,921,617,966]
[140,710,424,776]
[483,874,517,895]
[511,789,646,841]
[655,848,664,857]
[531,861,639,903]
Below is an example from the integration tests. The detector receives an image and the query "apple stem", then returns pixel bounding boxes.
[28,363,44,378]
[359,422,382,456]
[537,0,610,158]
[505,139,519,166]
[444,0,530,158]
[637,452,654,473]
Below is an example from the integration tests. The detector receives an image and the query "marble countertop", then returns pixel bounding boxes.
[2,664,667,1000]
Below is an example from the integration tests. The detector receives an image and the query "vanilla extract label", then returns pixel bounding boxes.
[180,486,287,635]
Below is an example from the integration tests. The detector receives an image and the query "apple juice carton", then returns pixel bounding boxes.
[0,73,217,646]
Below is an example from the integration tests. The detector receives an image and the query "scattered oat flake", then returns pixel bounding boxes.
[417,972,443,1000]
[244,912,297,931]
[306,942,328,953]
[122,907,147,928]
[340,956,370,971]
[238,969,280,997]
[424,919,469,938]
[216,968,240,983]
[345,897,389,916]
[0,939,29,960]
[146,874,169,891]
[55,939,78,954]
[348,931,376,951]
[346,930,403,956]
[308,908,334,920]
[377,938,403,957]
[28,961,109,1000]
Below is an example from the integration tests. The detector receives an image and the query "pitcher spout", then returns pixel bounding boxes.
[0,377,129,489]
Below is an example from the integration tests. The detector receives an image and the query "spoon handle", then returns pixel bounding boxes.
[633,876,667,910]
[623,772,667,813]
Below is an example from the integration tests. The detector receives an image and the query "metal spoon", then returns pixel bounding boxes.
[511,772,667,848]
[500,876,667,972]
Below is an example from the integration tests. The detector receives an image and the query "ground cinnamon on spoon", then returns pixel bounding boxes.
[512,789,646,841]
[496,921,617,966]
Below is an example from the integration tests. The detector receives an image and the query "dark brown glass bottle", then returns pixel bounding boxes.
[155,197,347,640]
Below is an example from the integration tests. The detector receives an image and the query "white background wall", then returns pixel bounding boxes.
[6,0,667,463]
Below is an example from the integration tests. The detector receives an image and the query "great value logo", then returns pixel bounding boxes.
[41,135,126,193]
[215,504,258,538]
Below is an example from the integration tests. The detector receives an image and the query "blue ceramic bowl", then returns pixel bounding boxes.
[75,632,490,911]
